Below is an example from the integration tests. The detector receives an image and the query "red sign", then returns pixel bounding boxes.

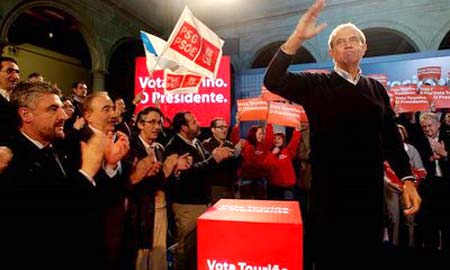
[418,66,441,81]
[134,56,230,126]
[394,94,431,113]
[267,102,303,128]
[237,98,268,121]
[260,85,287,102]
[198,199,303,270]
[432,86,450,109]
[390,84,418,95]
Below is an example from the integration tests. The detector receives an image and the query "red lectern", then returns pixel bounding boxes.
[198,199,303,270]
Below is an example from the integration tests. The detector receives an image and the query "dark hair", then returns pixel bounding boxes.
[136,106,163,124]
[27,72,42,79]
[273,132,286,148]
[0,56,18,69]
[246,125,263,146]
[72,81,86,89]
[172,111,190,133]
[210,117,226,128]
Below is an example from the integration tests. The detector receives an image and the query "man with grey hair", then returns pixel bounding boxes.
[1,81,106,269]
[264,0,421,269]
[416,112,450,254]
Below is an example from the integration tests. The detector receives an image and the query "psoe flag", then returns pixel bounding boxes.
[140,30,179,72]
[164,71,203,95]
[163,6,224,79]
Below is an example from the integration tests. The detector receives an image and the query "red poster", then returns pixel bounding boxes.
[394,94,431,113]
[237,98,268,121]
[432,86,450,109]
[417,66,441,81]
[390,84,418,95]
[134,56,230,127]
[260,85,287,102]
[267,102,303,128]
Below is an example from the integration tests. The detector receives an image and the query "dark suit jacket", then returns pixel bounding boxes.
[415,134,450,179]
[165,134,218,204]
[0,94,17,144]
[1,133,99,270]
[72,126,131,270]
[127,136,170,249]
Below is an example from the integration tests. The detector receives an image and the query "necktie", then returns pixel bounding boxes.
[41,146,67,178]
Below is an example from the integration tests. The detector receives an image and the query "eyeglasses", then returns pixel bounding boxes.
[214,125,228,129]
[0,68,20,75]
[142,119,163,125]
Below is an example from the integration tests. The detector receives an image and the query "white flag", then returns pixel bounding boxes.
[140,30,179,72]
[163,7,224,79]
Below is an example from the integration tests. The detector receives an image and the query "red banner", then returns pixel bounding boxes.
[237,98,269,121]
[394,94,431,113]
[432,86,450,109]
[390,84,418,95]
[260,85,287,102]
[134,56,230,126]
[417,66,441,81]
[267,102,303,128]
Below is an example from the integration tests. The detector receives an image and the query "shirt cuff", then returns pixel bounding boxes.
[103,161,121,178]
[78,169,96,186]
[401,176,416,183]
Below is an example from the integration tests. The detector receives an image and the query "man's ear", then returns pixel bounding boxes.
[137,121,144,130]
[83,111,91,124]
[18,107,33,124]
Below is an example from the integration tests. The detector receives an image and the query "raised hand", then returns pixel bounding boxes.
[104,131,130,167]
[80,132,107,178]
[284,0,327,54]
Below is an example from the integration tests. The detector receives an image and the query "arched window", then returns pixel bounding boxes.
[251,41,316,68]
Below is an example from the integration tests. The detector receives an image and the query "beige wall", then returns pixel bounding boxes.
[2,43,91,96]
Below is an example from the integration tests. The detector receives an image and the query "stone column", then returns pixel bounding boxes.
[92,69,106,91]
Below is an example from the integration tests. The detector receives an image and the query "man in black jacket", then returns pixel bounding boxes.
[2,81,105,270]
[165,111,233,270]
[0,57,19,145]
[416,112,450,253]
[128,106,189,270]
[263,0,421,269]
[202,117,240,203]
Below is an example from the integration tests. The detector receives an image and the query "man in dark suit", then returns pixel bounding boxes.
[0,56,20,144]
[73,91,131,270]
[1,81,106,270]
[70,80,88,119]
[416,112,450,254]
[202,117,240,203]
[165,111,233,270]
[128,106,189,270]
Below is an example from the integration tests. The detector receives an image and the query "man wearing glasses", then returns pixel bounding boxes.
[0,57,20,172]
[0,56,20,144]
[203,117,241,203]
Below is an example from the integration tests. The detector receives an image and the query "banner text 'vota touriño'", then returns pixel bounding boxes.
[134,56,231,127]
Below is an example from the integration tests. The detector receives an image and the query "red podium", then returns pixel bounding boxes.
[198,199,303,270]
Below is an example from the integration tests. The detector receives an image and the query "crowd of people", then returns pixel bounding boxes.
[0,1,448,269]
[0,55,308,270]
